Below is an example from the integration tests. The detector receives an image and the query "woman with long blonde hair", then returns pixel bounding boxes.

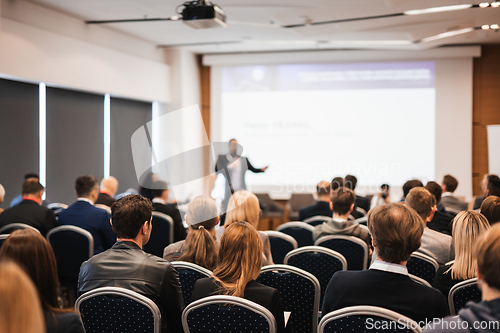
[217,190,274,265]
[0,261,45,333]
[433,211,490,297]
[192,221,286,333]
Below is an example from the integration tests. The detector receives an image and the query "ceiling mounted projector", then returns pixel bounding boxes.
[181,1,227,29]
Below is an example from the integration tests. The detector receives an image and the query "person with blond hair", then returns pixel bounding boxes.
[423,223,500,333]
[0,261,45,333]
[164,195,219,270]
[192,221,286,333]
[432,211,490,298]
[217,190,274,265]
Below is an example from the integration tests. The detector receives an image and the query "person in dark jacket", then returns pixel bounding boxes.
[299,181,333,221]
[0,179,56,236]
[423,224,500,333]
[426,181,455,235]
[78,194,184,333]
[151,180,186,242]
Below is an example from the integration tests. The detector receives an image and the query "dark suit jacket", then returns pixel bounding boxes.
[299,201,332,221]
[0,199,56,236]
[95,192,116,207]
[58,200,115,254]
[152,202,186,242]
[355,195,371,213]
[192,277,286,333]
[427,211,454,236]
[322,269,448,323]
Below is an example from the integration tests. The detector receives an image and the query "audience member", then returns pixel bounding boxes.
[298,181,333,221]
[0,261,45,333]
[405,187,454,265]
[0,179,56,236]
[192,221,286,333]
[473,174,490,210]
[402,179,424,200]
[0,183,5,214]
[322,203,447,322]
[163,196,218,270]
[95,176,118,207]
[58,175,115,255]
[312,187,371,247]
[441,174,468,213]
[423,224,500,333]
[0,229,85,333]
[485,174,500,198]
[370,183,391,209]
[331,176,345,191]
[432,211,490,298]
[345,174,371,213]
[425,181,454,235]
[151,180,186,242]
[480,196,500,225]
[138,171,159,201]
[9,172,49,207]
[78,194,184,333]
[218,190,274,265]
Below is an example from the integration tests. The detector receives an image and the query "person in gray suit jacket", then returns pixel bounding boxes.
[440,174,468,213]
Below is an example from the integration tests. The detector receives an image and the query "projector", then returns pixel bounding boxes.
[182,2,227,29]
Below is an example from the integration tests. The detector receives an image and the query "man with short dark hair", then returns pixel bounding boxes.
[151,180,186,242]
[402,179,424,200]
[405,187,454,265]
[322,203,447,323]
[486,174,500,198]
[345,174,370,213]
[299,181,333,221]
[440,174,467,213]
[425,181,454,235]
[312,187,370,247]
[0,179,56,236]
[78,195,184,333]
[58,175,115,254]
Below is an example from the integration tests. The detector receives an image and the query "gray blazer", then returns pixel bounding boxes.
[441,195,468,213]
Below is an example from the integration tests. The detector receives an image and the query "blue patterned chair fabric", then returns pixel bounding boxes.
[322,315,416,333]
[315,237,366,270]
[143,213,173,258]
[268,236,296,264]
[177,269,210,305]
[449,279,481,315]
[278,226,314,248]
[406,256,437,286]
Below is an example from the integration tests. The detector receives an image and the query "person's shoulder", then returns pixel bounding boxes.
[45,311,84,333]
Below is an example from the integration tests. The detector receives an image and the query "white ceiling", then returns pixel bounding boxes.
[26,0,500,53]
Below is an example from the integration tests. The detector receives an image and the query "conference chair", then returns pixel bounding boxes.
[257,264,320,333]
[319,306,422,333]
[171,261,212,306]
[47,203,68,216]
[409,274,432,288]
[95,204,111,214]
[314,235,369,270]
[287,193,316,221]
[76,287,161,333]
[276,222,315,247]
[47,225,94,288]
[355,216,368,226]
[0,223,41,234]
[284,246,347,305]
[182,295,277,333]
[143,211,174,258]
[355,206,367,217]
[303,215,332,226]
[264,231,298,264]
[448,278,481,315]
[0,234,9,248]
[406,252,439,285]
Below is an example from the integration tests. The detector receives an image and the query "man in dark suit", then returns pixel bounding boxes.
[299,181,333,221]
[151,181,186,242]
[0,179,56,236]
[425,181,454,235]
[345,174,370,214]
[322,203,448,323]
[215,139,268,212]
[440,174,468,213]
[58,175,115,255]
[95,176,118,207]
[78,195,184,333]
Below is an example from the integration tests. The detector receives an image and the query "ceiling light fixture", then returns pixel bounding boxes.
[492,2,500,7]
[404,4,473,15]
[491,23,500,29]
[419,27,475,43]
[479,2,490,7]
[482,24,491,29]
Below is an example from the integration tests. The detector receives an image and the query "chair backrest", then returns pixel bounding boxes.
[182,295,277,333]
[319,305,422,333]
[95,204,111,214]
[171,261,212,305]
[0,223,41,235]
[47,225,93,287]
[75,286,161,333]
[355,206,367,217]
[409,274,432,288]
[355,216,368,226]
[284,246,347,306]
[303,215,332,226]
[0,234,9,249]
[407,252,439,285]
[257,264,320,333]
[47,203,68,216]
[289,193,316,212]
[264,231,298,264]
[277,222,315,247]
[448,278,481,315]
[143,211,174,258]
[255,193,284,213]
[315,235,368,270]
